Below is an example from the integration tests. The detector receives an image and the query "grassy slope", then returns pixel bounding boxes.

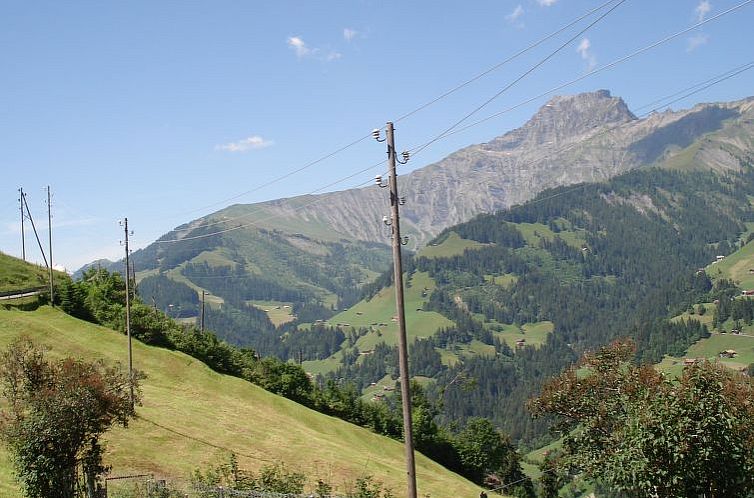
[305,227,566,373]
[0,252,63,293]
[707,239,754,289]
[214,202,346,243]
[0,307,486,497]
[305,272,454,374]
[248,300,296,326]
[653,236,754,375]
[493,321,554,350]
[516,221,585,249]
[660,300,754,377]
[421,232,488,258]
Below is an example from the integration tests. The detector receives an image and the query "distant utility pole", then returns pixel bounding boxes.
[22,192,49,268]
[201,290,207,332]
[18,188,25,261]
[374,122,417,498]
[120,218,135,409]
[46,186,54,305]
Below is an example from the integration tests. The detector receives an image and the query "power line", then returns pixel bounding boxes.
[410,0,628,157]
[169,133,375,222]
[21,191,49,268]
[138,416,274,463]
[472,61,754,213]
[163,0,626,232]
[635,62,754,112]
[145,2,754,249]
[154,59,753,249]
[491,467,558,494]
[393,0,622,124]
[154,0,751,240]
[156,162,384,243]
[162,150,383,234]
[408,0,754,154]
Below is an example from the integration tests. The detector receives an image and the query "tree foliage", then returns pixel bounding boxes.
[454,418,534,497]
[0,337,140,498]
[529,339,754,497]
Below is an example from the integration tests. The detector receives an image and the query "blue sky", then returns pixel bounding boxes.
[1,0,753,270]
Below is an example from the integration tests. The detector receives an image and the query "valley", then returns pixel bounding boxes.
[5,91,754,498]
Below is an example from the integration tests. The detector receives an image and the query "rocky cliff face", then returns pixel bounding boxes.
[190,91,754,248]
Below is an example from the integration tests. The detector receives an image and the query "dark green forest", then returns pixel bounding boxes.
[328,166,754,443]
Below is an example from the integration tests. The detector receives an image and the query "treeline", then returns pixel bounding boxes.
[713,279,754,329]
[331,338,446,393]
[182,262,308,303]
[135,274,347,362]
[136,273,199,317]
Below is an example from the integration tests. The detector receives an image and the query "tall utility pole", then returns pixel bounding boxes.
[19,188,25,261]
[121,218,134,409]
[379,122,417,498]
[46,186,54,305]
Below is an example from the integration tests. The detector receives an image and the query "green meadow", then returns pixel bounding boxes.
[0,306,487,497]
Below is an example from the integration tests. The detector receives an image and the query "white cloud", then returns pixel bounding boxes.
[576,38,590,57]
[287,36,311,58]
[287,35,342,62]
[695,0,711,21]
[343,28,357,42]
[506,5,525,25]
[576,37,597,71]
[686,33,709,51]
[216,135,274,153]
[536,0,557,6]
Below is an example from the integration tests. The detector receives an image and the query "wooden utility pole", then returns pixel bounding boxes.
[121,218,134,408]
[22,193,48,268]
[201,290,206,332]
[46,186,54,305]
[385,121,418,498]
[19,188,25,261]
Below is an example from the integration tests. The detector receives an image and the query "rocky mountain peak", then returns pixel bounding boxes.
[132,92,754,267]
[483,90,637,151]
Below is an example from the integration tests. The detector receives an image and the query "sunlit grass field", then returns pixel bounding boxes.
[0,306,487,497]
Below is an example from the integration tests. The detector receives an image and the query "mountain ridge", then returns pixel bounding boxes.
[188,91,754,250]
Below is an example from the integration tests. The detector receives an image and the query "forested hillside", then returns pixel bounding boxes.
[124,227,391,347]
[326,163,754,444]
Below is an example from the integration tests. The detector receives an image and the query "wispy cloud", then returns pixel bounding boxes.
[695,0,712,21]
[287,35,343,62]
[506,5,525,27]
[536,0,558,6]
[576,37,597,71]
[216,135,274,153]
[343,28,358,42]
[686,33,709,51]
[287,36,311,58]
